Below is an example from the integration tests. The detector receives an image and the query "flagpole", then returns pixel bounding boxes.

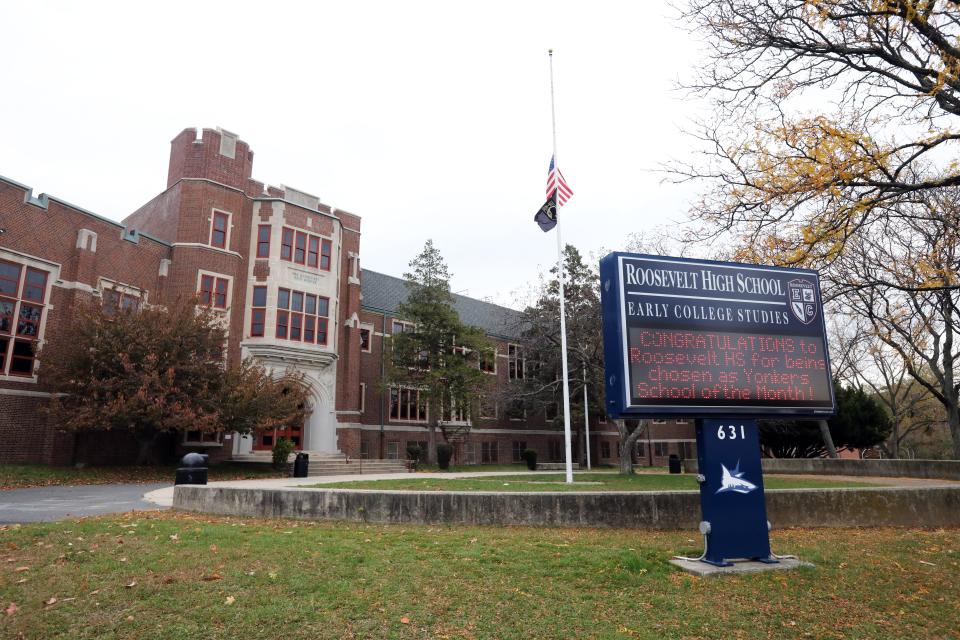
[584,364,591,471]
[549,49,575,485]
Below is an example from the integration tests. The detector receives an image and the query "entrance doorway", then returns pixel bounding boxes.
[253,423,302,450]
[253,395,307,450]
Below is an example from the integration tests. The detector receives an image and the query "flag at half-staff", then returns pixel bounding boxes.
[546,154,573,205]
[534,191,558,232]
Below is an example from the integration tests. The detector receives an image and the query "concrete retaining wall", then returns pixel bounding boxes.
[174,485,960,529]
[682,458,960,480]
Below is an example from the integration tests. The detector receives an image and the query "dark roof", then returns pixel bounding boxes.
[360,269,524,340]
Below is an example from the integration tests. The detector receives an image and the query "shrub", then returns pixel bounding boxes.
[405,443,422,471]
[522,448,537,470]
[437,442,454,470]
[272,438,295,470]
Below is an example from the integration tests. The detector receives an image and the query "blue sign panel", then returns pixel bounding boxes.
[696,419,773,565]
[600,252,835,418]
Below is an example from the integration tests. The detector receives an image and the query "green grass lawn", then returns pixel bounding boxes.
[0,512,956,639]
[0,463,284,490]
[318,472,877,492]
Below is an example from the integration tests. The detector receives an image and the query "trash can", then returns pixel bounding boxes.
[668,454,681,474]
[293,452,309,478]
[175,452,209,485]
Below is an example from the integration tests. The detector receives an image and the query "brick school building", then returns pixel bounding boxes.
[0,127,693,466]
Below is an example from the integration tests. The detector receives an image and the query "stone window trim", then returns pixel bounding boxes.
[208,208,232,250]
[359,323,374,353]
[256,224,271,258]
[197,270,232,310]
[0,258,53,381]
[0,251,59,383]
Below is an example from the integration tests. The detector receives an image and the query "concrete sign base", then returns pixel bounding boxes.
[669,556,814,577]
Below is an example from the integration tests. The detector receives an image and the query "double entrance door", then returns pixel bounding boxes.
[253,422,303,450]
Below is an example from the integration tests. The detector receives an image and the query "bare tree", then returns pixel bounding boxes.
[674,1,960,268]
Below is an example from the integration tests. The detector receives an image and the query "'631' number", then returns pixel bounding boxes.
[716,424,746,440]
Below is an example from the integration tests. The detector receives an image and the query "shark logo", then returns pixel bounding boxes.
[715,462,758,495]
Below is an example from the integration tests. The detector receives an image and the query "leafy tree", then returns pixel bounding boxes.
[387,240,492,464]
[43,298,307,464]
[505,245,613,467]
[761,380,892,457]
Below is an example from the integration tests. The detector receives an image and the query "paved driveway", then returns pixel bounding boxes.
[0,483,170,524]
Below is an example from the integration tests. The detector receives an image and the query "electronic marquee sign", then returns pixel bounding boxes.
[599,252,836,418]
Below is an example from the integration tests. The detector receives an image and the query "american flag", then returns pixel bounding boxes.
[546,155,573,206]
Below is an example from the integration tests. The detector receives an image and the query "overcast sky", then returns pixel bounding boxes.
[2,1,703,309]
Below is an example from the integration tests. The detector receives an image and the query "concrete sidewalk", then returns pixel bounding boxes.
[143,470,573,508]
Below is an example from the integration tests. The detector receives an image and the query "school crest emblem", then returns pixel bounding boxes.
[787,279,817,324]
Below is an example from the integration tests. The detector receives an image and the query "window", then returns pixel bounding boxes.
[360,440,370,459]
[512,441,527,462]
[275,287,329,345]
[359,382,366,414]
[360,327,371,352]
[279,227,332,271]
[102,287,140,315]
[210,211,229,249]
[389,386,427,422]
[508,343,524,380]
[479,348,496,374]
[199,275,229,309]
[281,228,294,260]
[251,286,267,336]
[256,225,271,258]
[386,441,400,460]
[600,441,611,459]
[294,231,307,264]
[675,419,690,424]
[320,239,332,270]
[652,419,667,425]
[654,442,669,457]
[463,441,477,464]
[392,320,413,334]
[481,441,498,463]
[441,395,468,423]
[682,442,695,459]
[637,442,646,458]
[184,430,222,445]
[0,261,48,378]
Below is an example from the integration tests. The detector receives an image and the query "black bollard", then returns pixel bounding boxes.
[174,452,209,485]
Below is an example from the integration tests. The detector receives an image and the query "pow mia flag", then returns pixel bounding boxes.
[534,192,557,232]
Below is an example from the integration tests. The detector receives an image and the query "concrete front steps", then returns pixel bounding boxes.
[230,451,408,477]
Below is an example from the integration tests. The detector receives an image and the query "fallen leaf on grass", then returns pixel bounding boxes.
[125,581,137,589]
[13,567,28,572]
[225,596,235,605]
[43,597,57,607]
[202,573,223,582]
[15,578,26,584]
[5,602,17,616]
[400,617,410,624]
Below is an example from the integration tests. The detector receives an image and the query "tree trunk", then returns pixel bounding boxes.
[819,420,838,458]
[134,428,162,466]
[427,423,437,464]
[617,419,647,475]
[948,401,960,460]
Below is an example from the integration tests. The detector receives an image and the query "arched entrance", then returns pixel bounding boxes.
[249,378,338,453]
